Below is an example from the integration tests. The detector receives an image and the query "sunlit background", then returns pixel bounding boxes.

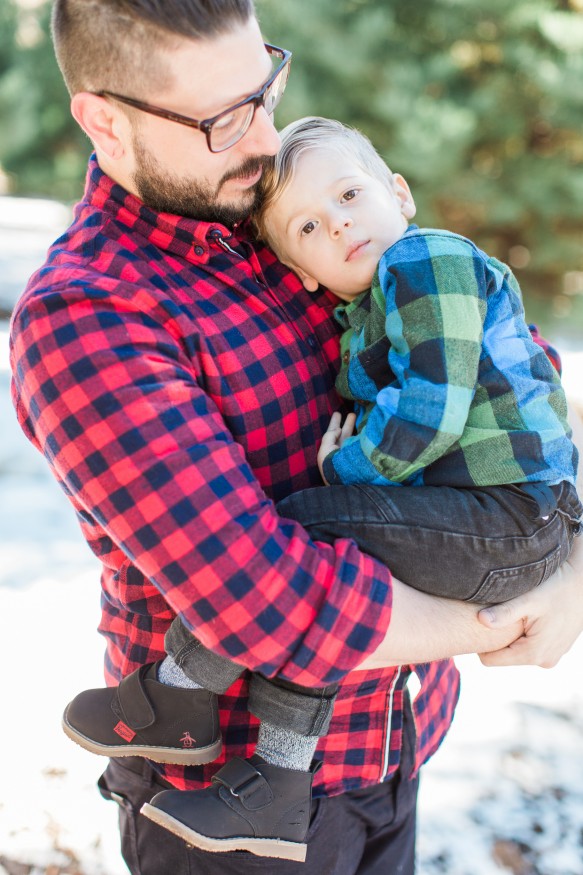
[1,1,582,873]
[2,0,583,339]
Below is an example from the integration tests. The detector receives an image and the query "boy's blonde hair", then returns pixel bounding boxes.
[254,116,393,250]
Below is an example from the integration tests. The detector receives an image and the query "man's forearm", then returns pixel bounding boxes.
[357,578,523,669]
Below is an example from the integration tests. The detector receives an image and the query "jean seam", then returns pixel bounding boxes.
[301,483,566,545]
[307,512,565,546]
[309,692,331,736]
[173,638,202,666]
[470,537,565,602]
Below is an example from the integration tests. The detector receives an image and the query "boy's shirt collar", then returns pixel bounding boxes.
[333,224,419,329]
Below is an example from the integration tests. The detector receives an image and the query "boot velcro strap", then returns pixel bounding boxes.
[212,758,274,810]
[115,665,155,730]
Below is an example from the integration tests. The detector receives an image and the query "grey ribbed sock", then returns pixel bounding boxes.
[157,655,203,689]
[255,721,319,772]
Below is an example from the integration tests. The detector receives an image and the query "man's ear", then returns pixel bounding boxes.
[393,173,417,220]
[70,92,128,160]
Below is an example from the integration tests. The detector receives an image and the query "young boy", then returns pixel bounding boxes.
[62,116,581,862]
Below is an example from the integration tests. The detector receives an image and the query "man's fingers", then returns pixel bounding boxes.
[479,645,529,667]
[478,598,528,629]
[479,643,560,669]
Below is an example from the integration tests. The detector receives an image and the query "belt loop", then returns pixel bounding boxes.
[519,483,558,520]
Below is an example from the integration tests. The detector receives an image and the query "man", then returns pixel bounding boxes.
[10,1,583,873]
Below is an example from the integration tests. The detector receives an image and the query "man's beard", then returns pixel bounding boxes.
[131,135,270,227]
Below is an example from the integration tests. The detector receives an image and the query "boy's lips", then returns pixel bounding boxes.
[345,240,370,261]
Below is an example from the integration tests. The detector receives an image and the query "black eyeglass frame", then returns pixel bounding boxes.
[95,43,291,153]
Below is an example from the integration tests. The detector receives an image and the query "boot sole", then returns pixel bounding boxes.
[141,802,308,863]
[61,716,222,765]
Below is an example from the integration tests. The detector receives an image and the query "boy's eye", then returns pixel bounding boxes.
[301,221,316,235]
[342,189,358,202]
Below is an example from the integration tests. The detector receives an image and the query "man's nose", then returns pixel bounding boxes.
[240,106,281,156]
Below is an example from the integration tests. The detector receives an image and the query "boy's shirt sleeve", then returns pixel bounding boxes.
[323,232,487,486]
[528,322,562,375]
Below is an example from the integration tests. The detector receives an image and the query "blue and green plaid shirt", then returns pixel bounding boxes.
[323,226,577,489]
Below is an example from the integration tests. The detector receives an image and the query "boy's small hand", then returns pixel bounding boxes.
[318,411,356,484]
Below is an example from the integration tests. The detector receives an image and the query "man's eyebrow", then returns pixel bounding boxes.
[201,54,273,118]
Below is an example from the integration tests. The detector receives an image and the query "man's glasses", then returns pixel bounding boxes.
[96,44,291,153]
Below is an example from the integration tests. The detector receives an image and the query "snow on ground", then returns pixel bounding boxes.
[1,198,583,874]
[0,322,126,875]
[0,196,71,317]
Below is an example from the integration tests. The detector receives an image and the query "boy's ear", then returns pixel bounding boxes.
[70,92,128,160]
[285,261,319,292]
[393,173,417,220]
[300,272,320,293]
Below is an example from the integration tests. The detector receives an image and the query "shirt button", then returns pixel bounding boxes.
[342,351,350,363]
[307,336,318,350]
[194,245,205,256]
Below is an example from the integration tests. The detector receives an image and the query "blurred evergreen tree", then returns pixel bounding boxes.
[0,0,89,201]
[0,0,18,77]
[1,0,583,303]
[259,0,583,298]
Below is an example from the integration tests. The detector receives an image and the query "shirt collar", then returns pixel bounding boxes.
[83,154,238,265]
[333,224,420,329]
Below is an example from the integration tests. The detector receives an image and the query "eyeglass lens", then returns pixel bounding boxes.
[210,57,290,152]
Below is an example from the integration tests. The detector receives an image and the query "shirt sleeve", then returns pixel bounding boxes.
[323,233,487,486]
[10,283,393,688]
[528,323,562,375]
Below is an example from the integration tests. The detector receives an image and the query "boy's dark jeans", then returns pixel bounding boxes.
[279,480,582,603]
[167,480,582,737]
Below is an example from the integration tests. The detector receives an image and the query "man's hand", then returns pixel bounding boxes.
[478,532,583,667]
[317,411,356,483]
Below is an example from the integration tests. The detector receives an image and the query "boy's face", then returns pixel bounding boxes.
[264,148,416,301]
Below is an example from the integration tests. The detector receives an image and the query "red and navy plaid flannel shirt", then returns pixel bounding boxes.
[10,157,460,796]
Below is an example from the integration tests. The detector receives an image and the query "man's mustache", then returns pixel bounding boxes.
[220,155,275,186]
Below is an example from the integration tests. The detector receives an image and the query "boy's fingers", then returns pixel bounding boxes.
[320,429,340,449]
[341,412,357,439]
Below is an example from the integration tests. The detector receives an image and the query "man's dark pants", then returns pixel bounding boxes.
[98,699,418,875]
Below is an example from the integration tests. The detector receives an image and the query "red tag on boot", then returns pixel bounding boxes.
[114,721,136,742]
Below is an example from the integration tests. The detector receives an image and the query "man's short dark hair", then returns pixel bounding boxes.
[52,0,255,96]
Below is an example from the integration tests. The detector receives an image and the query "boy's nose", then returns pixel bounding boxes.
[330,216,354,237]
